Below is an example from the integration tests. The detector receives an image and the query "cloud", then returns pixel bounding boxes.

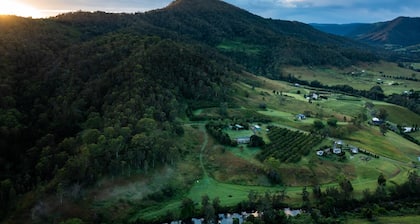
[227,0,420,23]
[23,0,172,12]
[20,0,420,23]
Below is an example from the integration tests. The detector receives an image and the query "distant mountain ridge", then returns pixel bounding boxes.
[312,17,420,47]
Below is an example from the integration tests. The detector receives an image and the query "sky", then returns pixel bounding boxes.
[2,0,420,24]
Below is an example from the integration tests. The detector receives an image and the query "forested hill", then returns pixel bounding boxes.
[0,14,235,220]
[53,0,378,76]
[142,0,378,75]
[0,0,380,220]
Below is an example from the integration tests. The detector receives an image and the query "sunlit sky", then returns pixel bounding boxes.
[1,0,419,23]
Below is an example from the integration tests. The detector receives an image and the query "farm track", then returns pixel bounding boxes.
[199,125,209,178]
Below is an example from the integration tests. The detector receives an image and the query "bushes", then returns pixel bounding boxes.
[205,122,237,146]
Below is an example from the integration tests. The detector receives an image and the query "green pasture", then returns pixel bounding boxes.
[409,131,420,142]
[257,109,315,130]
[283,66,375,90]
[347,127,420,163]
[367,61,420,78]
[374,102,420,125]
[411,62,420,70]
[258,109,294,119]
[350,154,408,187]
[135,176,304,221]
[224,129,254,139]
[321,98,365,118]
[135,166,409,222]
[282,64,419,95]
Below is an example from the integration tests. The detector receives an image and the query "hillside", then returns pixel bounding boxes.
[51,0,378,76]
[142,0,377,75]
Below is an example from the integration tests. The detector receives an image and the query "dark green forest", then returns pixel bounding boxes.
[0,0,414,223]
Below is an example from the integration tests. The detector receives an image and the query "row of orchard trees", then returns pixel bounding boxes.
[257,126,323,163]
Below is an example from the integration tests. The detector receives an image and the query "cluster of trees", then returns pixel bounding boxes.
[205,122,238,146]
[258,126,323,163]
[386,91,420,114]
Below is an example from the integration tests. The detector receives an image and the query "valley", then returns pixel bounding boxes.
[0,0,419,223]
[122,70,419,223]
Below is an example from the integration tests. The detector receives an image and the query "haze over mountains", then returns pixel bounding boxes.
[312,16,420,47]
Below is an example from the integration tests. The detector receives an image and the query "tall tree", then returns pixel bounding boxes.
[180,197,195,224]
[377,173,386,186]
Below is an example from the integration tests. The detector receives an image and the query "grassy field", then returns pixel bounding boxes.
[346,126,420,163]
[374,102,420,125]
[282,62,420,95]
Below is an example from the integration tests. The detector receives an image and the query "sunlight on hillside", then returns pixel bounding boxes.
[0,0,43,18]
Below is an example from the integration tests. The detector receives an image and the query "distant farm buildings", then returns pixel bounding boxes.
[371,117,384,125]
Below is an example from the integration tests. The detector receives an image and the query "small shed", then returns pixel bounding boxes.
[333,148,342,154]
[284,208,302,217]
[316,151,324,156]
[372,117,383,125]
[403,127,413,133]
[234,124,244,130]
[236,137,250,144]
[296,114,306,120]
